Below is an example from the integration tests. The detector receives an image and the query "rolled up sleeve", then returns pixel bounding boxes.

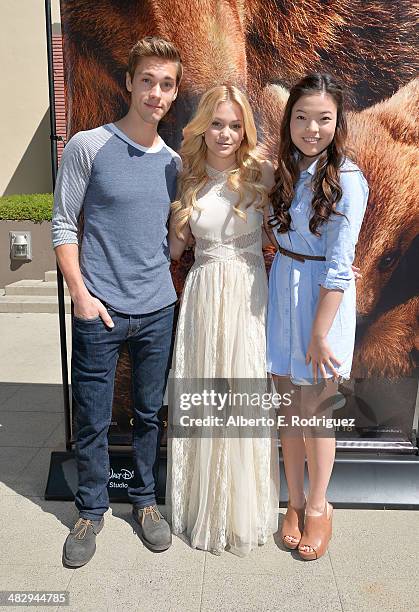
[319,169,369,291]
[51,134,91,248]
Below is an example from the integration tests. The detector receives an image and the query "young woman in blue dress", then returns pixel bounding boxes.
[265,73,369,560]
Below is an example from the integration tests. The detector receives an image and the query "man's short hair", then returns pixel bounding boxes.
[127,37,183,85]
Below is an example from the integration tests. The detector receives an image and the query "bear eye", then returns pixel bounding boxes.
[378,248,401,272]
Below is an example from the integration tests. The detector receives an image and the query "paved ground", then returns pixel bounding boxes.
[0,312,418,612]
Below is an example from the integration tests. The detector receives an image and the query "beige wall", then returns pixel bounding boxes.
[0,221,56,286]
[0,0,61,196]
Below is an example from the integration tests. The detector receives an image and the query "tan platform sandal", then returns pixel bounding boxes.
[298,502,333,561]
[281,502,306,550]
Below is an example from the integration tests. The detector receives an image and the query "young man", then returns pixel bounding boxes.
[52,37,182,567]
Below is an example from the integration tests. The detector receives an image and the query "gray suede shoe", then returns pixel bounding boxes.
[63,517,104,568]
[132,505,172,551]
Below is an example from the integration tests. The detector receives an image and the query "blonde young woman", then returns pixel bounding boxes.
[166,85,279,556]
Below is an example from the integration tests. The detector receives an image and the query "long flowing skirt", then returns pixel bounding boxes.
[167,259,279,556]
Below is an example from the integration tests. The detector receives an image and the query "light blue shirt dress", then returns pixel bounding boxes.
[266,158,369,385]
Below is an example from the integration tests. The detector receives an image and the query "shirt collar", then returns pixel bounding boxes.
[301,158,319,176]
[106,123,164,153]
[292,150,319,178]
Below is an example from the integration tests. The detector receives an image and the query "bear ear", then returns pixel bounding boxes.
[363,78,419,146]
[256,84,289,161]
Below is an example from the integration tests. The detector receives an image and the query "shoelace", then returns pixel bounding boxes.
[141,505,163,525]
[73,518,94,540]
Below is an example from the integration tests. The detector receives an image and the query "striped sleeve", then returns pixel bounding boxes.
[174,153,182,173]
[51,127,112,248]
[162,142,182,173]
[51,133,91,247]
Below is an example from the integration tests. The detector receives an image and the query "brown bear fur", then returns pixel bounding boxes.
[244,0,418,104]
[347,79,419,377]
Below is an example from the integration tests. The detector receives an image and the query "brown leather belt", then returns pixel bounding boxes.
[278,245,326,263]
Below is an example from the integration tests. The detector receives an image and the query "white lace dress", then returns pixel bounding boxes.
[166,165,279,556]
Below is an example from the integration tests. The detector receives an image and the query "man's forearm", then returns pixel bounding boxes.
[54,244,90,304]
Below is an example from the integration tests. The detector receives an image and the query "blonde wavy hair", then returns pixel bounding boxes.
[172,85,268,238]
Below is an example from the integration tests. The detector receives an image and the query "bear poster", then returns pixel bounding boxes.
[59,0,419,450]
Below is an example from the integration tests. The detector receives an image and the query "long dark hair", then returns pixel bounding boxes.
[270,73,348,236]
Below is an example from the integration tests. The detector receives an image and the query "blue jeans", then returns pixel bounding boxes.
[71,302,175,520]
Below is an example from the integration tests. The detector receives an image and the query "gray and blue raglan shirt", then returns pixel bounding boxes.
[52,123,180,314]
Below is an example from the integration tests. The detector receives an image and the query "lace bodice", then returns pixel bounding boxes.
[190,165,264,269]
